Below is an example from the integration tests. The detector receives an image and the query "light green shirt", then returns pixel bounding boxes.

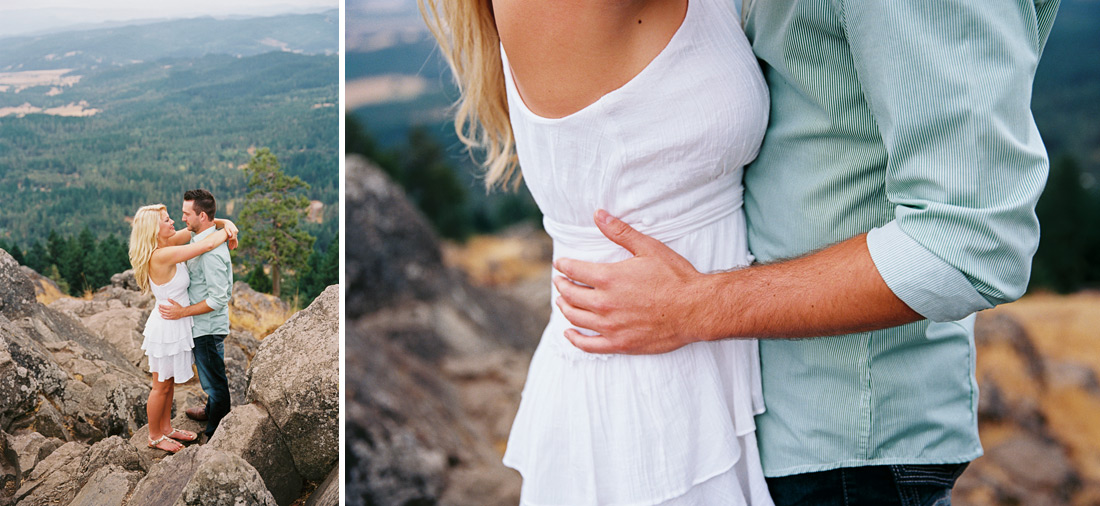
[187,226,233,336]
[742,0,1059,477]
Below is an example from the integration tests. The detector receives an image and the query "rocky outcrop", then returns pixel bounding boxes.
[176,448,278,506]
[345,157,541,505]
[0,247,338,505]
[128,445,276,506]
[0,255,149,444]
[245,285,339,482]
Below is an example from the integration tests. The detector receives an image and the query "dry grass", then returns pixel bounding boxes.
[228,308,293,340]
[32,278,68,305]
[985,292,1100,484]
[442,233,552,287]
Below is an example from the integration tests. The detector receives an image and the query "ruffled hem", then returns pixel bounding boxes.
[503,330,768,506]
[148,352,194,384]
[512,432,773,506]
[141,335,194,357]
[141,314,194,357]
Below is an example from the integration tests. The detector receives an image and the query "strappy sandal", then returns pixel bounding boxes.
[148,435,183,453]
[166,428,198,442]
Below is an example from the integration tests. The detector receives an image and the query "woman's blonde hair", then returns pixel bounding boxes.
[419,0,519,190]
[129,204,165,295]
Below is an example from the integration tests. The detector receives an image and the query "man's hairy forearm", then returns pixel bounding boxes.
[184,300,214,318]
[695,233,922,341]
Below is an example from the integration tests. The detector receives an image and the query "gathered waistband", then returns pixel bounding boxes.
[542,197,742,253]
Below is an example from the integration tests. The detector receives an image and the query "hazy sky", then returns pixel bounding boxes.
[0,0,337,37]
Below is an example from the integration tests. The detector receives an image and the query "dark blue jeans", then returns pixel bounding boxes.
[767,463,968,506]
[193,333,231,437]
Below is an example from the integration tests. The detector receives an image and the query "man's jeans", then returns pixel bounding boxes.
[193,333,231,437]
[767,463,969,506]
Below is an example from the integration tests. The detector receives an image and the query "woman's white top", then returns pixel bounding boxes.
[500,0,773,503]
[141,262,195,384]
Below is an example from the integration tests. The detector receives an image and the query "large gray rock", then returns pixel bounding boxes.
[129,445,277,506]
[81,306,147,368]
[79,435,145,476]
[345,319,488,506]
[0,252,36,318]
[128,444,202,506]
[175,449,278,506]
[246,284,338,482]
[69,465,143,506]
[224,332,252,407]
[345,155,450,318]
[12,440,87,505]
[109,270,141,292]
[344,159,543,505]
[208,403,302,506]
[9,432,62,477]
[0,318,68,431]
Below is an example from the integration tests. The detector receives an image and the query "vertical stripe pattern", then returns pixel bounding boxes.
[741,0,1059,477]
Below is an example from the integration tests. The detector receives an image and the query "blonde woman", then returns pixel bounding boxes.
[129,204,236,453]
[421,0,772,504]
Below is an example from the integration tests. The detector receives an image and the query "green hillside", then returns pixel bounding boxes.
[0,15,338,248]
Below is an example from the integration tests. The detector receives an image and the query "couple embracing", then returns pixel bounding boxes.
[422,0,1058,504]
[128,189,234,454]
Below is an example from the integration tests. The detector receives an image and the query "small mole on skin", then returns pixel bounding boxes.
[638,19,642,24]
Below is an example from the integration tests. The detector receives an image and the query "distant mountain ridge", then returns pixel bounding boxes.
[0,9,339,72]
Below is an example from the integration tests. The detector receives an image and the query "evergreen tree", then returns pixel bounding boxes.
[244,265,273,294]
[46,230,65,268]
[236,148,315,297]
[398,127,470,240]
[85,239,113,290]
[26,241,49,274]
[100,235,130,278]
[44,264,70,294]
[295,235,339,306]
[58,237,80,295]
[10,244,25,266]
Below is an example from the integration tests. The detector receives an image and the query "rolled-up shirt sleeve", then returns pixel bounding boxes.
[842,0,1059,322]
[202,250,231,311]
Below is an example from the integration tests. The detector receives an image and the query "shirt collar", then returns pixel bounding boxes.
[192,225,217,241]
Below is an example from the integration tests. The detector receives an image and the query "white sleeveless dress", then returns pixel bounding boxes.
[142,262,195,384]
[500,0,773,504]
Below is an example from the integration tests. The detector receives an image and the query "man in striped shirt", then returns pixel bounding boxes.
[553,1,1060,503]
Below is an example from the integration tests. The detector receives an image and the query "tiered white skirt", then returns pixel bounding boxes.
[141,313,194,384]
[503,211,774,506]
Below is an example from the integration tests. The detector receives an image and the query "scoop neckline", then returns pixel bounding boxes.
[504,0,694,123]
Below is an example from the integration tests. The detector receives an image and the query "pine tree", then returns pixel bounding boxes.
[10,244,25,266]
[237,148,315,297]
[46,230,65,268]
[244,265,273,294]
[27,241,49,274]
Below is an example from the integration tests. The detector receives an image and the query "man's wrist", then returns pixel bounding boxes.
[687,270,730,343]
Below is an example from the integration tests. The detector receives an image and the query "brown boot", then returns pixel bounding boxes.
[185,406,208,421]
